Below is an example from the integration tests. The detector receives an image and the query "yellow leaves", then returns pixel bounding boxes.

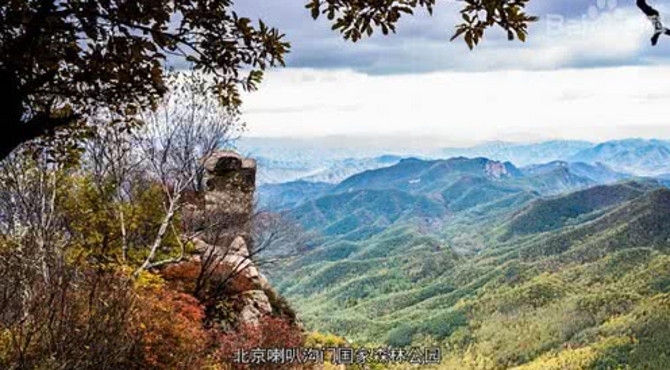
[305,331,348,348]
[132,270,165,291]
[651,292,670,307]
[58,174,184,271]
[0,328,12,358]
[514,345,598,370]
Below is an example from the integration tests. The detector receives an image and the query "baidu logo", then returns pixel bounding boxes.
[545,0,646,38]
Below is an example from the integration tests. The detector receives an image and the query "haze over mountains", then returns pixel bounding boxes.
[257,137,670,368]
[242,138,670,185]
[568,139,670,176]
[262,155,659,241]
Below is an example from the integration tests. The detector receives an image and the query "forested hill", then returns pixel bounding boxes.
[265,155,670,369]
[261,156,648,238]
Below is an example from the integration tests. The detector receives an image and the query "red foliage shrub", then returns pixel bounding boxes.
[215,316,305,369]
[135,287,211,369]
[162,257,257,298]
[162,260,202,292]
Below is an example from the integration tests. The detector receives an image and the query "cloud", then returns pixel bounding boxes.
[241,66,670,145]
[229,3,670,147]
[235,0,670,74]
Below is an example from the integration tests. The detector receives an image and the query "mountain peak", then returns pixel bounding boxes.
[485,160,511,179]
[570,139,670,175]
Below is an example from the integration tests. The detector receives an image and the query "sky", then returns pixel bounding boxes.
[234,0,670,146]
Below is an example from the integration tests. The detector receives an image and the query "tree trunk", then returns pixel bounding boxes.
[133,194,181,277]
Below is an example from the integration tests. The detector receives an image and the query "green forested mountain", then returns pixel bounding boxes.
[290,188,449,238]
[506,182,654,235]
[520,161,628,185]
[284,158,645,241]
[268,157,670,369]
[331,157,522,195]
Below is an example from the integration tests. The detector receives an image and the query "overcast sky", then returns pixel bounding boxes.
[236,0,670,145]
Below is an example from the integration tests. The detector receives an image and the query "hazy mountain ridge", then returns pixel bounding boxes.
[245,138,670,186]
[257,180,332,211]
[331,157,521,195]
[517,186,670,260]
[285,157,531,238]
[266,155,641,224]
[252,155,404,185]
[290,188,449,237]
[441,140,594,167]
[521,161,629,184]
[569,139,670,175]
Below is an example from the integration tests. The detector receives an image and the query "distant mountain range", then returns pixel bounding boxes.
[279,157,663,239]
[244,138,670,185]
[331,157,520,194]
[520,161,628,183]
[252,154,404,185]
[257,180,333,211]
[568,139,670,175]
[440,140,594,167]
[259,155,649,215]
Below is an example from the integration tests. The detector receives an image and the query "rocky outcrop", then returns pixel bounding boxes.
[183,151,284,327]
[485,160,510,179]
[200,151,277,326]
[192,236,271,293]
[238,290,273,325]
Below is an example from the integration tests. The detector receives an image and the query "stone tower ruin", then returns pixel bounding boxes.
[201,151,257,242]
[194,151,274,325]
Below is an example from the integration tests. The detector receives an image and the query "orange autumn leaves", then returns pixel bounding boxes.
[133,264,304,369]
